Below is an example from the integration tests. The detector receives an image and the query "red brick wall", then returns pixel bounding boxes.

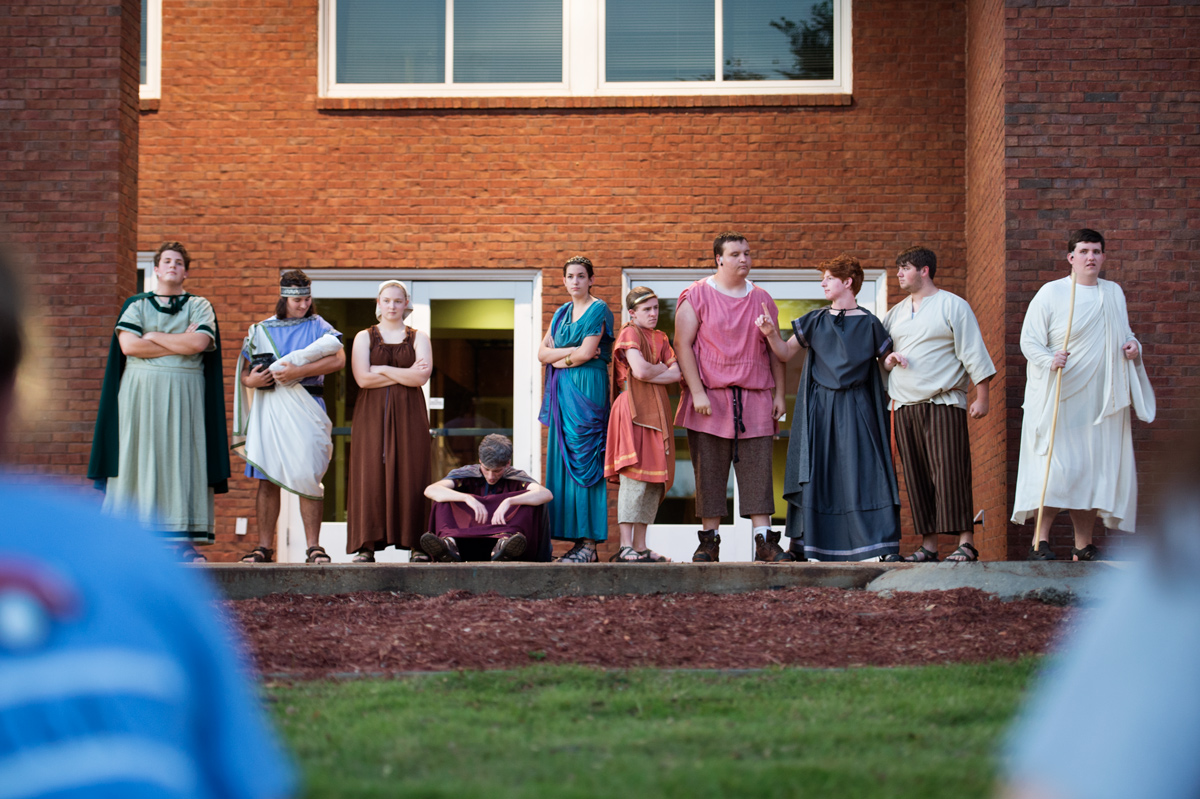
[1000,0,1200,558]
[136,0,970,559]
[964,0,1010,560]
[0,0,140,482]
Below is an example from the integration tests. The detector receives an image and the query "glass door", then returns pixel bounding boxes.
[622,269,886,562]
[269,272,540,563]
[409,280,539,481]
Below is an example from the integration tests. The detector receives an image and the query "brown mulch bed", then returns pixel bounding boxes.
[227,587,1072,678]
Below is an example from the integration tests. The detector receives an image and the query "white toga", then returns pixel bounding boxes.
[1011,278,1155,531]
[232,327,343,499]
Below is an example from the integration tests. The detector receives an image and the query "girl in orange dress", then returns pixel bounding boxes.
[603,287,681,562]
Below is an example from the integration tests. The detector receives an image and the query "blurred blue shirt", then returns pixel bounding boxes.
[0,479,296,799]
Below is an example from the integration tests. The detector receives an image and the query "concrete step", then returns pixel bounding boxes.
[203,560,1124,605]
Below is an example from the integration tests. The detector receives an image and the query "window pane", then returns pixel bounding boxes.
[606,0,715,82]
[455,0,561,83]
[140,0,148,84]
[337,0,445,84]
[725,0,834,81]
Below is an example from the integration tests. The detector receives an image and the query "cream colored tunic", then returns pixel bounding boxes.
[882,290,996,408]
[1011,278,1155,531]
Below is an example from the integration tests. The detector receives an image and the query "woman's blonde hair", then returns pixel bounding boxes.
[375,280,410,321]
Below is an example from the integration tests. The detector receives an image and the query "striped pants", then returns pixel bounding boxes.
[893,403,974,536]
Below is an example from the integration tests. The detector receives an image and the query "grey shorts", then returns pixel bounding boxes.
[617,475,666,525]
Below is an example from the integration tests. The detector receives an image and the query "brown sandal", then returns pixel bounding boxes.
[240,546,274,563]
[945,543,979,562]
[305,546,331,564]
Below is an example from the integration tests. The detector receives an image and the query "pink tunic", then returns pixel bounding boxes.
[674,278,779,439]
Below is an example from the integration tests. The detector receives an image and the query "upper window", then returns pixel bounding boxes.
[140,0,162,100]
[320,0,850,98]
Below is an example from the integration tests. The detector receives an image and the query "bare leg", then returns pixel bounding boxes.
[1035,506,1061,545]
[749,514,771,529]
[631,523,648,552]
[299,496,324,549]
[1069,508,1098,559]
[701,516,721,531]
[618,522,635,548]
[255,480,281,549]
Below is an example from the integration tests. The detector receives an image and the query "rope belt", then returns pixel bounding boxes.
[731,386,746,463]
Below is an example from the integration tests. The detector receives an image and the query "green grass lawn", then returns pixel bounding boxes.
[268,660,1039,798]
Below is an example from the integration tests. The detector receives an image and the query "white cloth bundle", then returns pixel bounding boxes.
[233,332,342,499]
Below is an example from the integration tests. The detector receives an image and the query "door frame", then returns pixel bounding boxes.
[268,268,543,563]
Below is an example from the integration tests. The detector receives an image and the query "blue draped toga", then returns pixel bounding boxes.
[539,299,614,541]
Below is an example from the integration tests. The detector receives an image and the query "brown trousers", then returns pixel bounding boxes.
[893,403,974,536]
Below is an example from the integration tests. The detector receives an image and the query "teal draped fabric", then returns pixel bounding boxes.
[539,300,614,541]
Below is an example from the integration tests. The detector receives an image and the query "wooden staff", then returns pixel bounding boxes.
[1033,272,1078,551]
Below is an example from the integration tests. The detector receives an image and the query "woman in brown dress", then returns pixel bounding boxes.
[347,280,432,562]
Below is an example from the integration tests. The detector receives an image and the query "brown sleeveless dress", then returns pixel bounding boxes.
[346,325,431,553]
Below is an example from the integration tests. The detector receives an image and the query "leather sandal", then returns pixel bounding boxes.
[945,543,979,562]
[1028,541,1056,561]
[305,545,331,564]
[1072,544,1101,561]
[556,541,598,563]
[885,546,938,563]
[610,545,651,563]
[490,533,527,562]
[241,546,274,563]
[420,532,463,563]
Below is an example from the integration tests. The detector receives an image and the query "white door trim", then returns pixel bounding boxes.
[278,269,543,563]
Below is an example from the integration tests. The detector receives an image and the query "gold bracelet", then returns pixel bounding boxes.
[565,354,574,367]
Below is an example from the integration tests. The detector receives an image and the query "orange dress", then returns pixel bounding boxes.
[604,325,676,490]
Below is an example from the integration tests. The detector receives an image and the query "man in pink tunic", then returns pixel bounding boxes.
[674,232,787,562]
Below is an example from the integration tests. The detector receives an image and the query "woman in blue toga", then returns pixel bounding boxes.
[538,256,615,562]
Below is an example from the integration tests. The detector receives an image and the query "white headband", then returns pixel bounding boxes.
[375,280,410,320]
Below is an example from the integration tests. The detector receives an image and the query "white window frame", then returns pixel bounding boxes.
[140,0,162,100]
[137,251,157,292]
[319,0,852,98]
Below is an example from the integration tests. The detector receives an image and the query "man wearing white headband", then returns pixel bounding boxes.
[233,270,345,564]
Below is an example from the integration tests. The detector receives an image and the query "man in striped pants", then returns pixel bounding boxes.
[881,246,996,562]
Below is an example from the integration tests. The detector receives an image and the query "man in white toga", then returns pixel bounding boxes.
[1012,228,1155,561]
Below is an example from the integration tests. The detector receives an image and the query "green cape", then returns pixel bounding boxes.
[87,292,230,494]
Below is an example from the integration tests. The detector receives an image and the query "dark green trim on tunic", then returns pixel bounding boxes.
[87,292,231,494]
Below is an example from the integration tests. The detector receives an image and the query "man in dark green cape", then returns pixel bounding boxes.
[87,243,229,557]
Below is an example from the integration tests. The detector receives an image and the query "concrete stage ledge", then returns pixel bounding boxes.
[204,561,1123,605]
